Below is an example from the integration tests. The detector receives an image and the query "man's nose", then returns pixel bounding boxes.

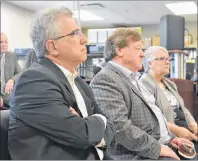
[81,34,88,45]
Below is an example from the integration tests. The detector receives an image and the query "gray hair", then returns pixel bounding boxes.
[104,28,142,61]
[143,46,169,72]
[104,39,116,61]
[29,7,73,58]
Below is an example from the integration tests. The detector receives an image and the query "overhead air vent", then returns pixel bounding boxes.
[112,23,132,28]
[80,3,105,10]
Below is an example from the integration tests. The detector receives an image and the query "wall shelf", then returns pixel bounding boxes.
[87,53,103,58]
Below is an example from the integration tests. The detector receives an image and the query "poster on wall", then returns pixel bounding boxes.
[88,27,142,44]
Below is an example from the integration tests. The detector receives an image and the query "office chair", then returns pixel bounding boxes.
[0,110,10,160]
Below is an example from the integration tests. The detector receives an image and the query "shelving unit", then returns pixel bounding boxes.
[79,53,104,81]
[87,53,103,58]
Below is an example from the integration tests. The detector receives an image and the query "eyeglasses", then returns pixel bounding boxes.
[153,56,171,61]
[52,29,84,40]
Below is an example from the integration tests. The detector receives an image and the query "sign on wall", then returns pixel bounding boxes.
[88,27,142,44]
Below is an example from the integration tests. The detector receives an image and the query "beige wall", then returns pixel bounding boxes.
[2,1,197,50]
[1,1,34,51]
[83,21,197,47]
[141,22,197,47]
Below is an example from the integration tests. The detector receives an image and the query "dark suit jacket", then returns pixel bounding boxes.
[90,63,161,160]
[1,52,22,106]
[2,52,21,83]
[8,58,115,160]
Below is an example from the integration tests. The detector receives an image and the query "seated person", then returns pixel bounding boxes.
[93,60,107,75]
[8,6,115,160]
[0,32,22,108]
[24,49,38,69]
[186,71,192,80]
[90,28,194,160]
[191,68,197,82]
[140,46,198,151]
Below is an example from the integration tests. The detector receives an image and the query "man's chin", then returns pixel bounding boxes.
[137,65,143,71]
[1,50,7,53]
[79,54,87,64]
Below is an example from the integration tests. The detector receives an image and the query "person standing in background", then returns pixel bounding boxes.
[0,32,21,108]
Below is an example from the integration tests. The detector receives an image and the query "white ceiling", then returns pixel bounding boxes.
[8,1,198,28]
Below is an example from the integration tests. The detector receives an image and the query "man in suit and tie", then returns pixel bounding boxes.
[8,7,115,160]
[90,28,194,160]
[0,32,21,108]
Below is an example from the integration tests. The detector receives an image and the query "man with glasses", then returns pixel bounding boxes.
[8,7,115,160]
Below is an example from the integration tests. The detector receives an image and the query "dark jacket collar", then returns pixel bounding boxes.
[38,57,93,116]
[38,57,76,96]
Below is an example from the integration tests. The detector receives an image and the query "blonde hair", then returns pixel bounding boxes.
[104,28,142,61]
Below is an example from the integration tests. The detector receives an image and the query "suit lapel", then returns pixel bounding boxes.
[106,63,151,108]
[39,58,91,117]
[163,78,183,107]
[38,58,79,111]
[39,58,74,96]
[145,73,166,113]
[75,78,93,116]
[4,53,9,82]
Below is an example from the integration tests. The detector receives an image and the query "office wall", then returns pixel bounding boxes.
[83,21,197,47]
[1,1,34,51]
[141,22,197,36]
[1,1,197,50]
[140,21,197,47]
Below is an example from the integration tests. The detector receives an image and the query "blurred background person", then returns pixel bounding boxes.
[191,68,198,82]
[186,70,192,80]
[0,32,22,108]
[93,59,107,76]
[24,49,38,69]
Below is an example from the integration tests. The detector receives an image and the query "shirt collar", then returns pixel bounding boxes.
[53,62,78,80]
[109,61,141,80]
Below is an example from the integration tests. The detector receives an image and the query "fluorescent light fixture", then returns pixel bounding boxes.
[89,28,115,32]
[165,2,197,15]
[73,10,104,21]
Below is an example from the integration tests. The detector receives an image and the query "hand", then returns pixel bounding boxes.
[188,122,198,135]
[176,127,198,141]
[69,107,79,116]
[0,97,3,107]
[95,138,105,148]
[160,144,180,160]
[5,79,14,95]
[170,137,194,150]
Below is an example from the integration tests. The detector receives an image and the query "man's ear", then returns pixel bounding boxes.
[115,47,124,57]
[46,40,59,57]
[148,60,152,68]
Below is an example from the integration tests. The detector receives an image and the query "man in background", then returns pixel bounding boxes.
[0,32,21,108]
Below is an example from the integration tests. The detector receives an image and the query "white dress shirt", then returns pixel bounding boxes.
[53,62,106,160]
[109,61,172,144]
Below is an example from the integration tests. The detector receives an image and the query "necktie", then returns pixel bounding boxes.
[1,53,6,95]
